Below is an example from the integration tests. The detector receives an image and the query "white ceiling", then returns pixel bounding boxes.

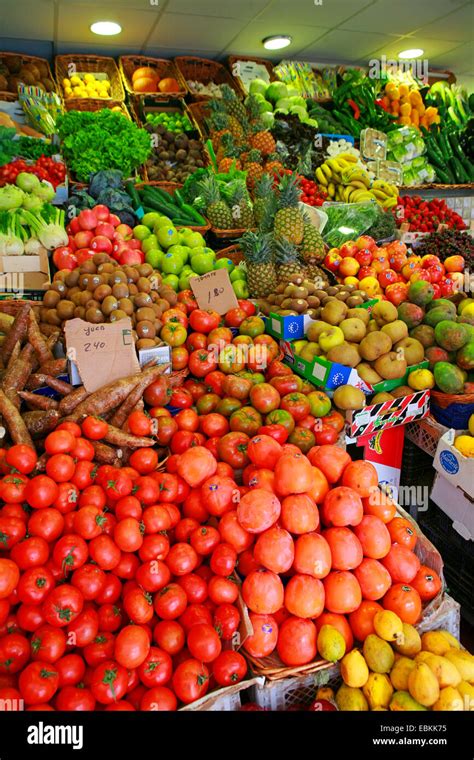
[0,0,472,83]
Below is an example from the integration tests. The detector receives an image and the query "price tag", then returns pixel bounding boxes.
[190,268,239,315]
[64,318,140,392]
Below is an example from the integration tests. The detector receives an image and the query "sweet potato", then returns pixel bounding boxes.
[0,389,34,447]
[68,365,166,422]
[18,391,59,411]
[23,410,60,438]
[58,386,90,416]
[34,452,48,473]
[2,343,36,407]
[104,425,155,449]
[0,303,30,363]
[6,341,21,370]
[38,358,67,376]
[92,441,123,466]
[26,374,73,394]
[28,311,54,365]
[109,366,167,429]
[39,323,61,337]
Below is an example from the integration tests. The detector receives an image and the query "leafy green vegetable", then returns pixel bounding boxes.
[0,127,19,167]
[56,110,152,183]
[323,202,379,248]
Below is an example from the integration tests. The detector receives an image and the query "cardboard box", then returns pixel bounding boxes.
[346,390,430,438]
[265,300,377,341]
[0,248,50,293]
[68,344,172,386]
[433,430,474,499]
[431,473,474,542]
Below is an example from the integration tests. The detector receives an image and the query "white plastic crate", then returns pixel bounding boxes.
[180,677,260,711]
[248,664,340,711]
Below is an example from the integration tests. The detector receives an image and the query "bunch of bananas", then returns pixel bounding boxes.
[315,154,398,208]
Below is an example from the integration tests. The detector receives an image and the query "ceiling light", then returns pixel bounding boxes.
[263,35,292,51]
[398,48,424,59]
[90,21,122,36]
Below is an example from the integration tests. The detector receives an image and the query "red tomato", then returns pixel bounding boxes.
[19,661,59,705]
[172,659,209,704]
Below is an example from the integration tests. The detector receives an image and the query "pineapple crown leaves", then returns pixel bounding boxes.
[196,173,224,207]
[266,152,282,164]
[246,148,263,165]
[277,172,302,210]
[220,83,240,104]
[245,94,264,123]
[220,132,241,158]
[273,235,301,264]
[239,230,274,264]
[254,172,275,200]
[257,191,278,235]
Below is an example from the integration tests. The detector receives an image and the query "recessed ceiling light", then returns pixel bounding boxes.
[90,21,122,36]
[398,48,424,59]
[263,35,292,51]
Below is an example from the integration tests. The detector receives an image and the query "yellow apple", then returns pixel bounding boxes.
[319,326,345,353]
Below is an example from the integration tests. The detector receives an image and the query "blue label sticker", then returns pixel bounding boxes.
[135,206,145,220]
[439,450,459,475]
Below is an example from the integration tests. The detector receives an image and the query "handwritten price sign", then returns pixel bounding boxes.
[190,268,239,314]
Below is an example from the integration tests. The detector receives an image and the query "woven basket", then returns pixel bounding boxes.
[216,244,244,264]
[187,101,211,137]
[136,182,210,233]
[430,389,474,429]
[118,55,187,100]
[174,56,240,101]
[227,55,275,97]
[55,54,124,109]
[0,52,57,101]
[64,99,131,119]
[212,226,251,240]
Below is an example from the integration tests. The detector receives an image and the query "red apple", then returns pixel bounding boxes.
[431,282,442,298]
[426,264,445,283]
[354,248,373,267]
[116,223,133,239]
[119,249,143,265]
[95,222,115,239]
[91,235,113,254]
[356,235,376,251]
[53,247,77,271]
[75,248,95,264]
[339,241,359,258]
[68,235,77,251]
[421,254,441,269]
[127,239,142,250]
[74,230,94,248]
[77,209,98,231]
[93,204,110,222]
[358,266,377,279]
[68,217,81,235]
[109,213,121,227]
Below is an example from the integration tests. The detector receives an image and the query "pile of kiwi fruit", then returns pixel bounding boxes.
[257,277,371,320]
[0,55,55,94]
[40,253,177,351]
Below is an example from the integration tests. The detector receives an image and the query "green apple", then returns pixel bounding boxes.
[232,280,249,299]
[141,235,160,254]
[162,274,179,290]
[133,224,151,241]
[154,216,174,231]
[145,248,164,269]
[179,272,198,290]
[191,253,215,275]
[185,232,206,248]
[214,258,235,273]
[156,225,179,248]
[142,212,162,229]
[202,247,216,258]
[168,244,190,263]
[161,252,184,275]
[230,268,245,282]
[318,326,345,353]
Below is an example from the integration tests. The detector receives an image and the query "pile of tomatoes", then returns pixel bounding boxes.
[0,156,66,189]
[298,176,328,207]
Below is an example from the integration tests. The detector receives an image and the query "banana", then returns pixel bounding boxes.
[327,182,335,198]
[327,158,343,173]
[382,197,398,209]
[321,163,332,180]
[337,153,358,163]
[341,168,371,188]
[389,184,399,197]
[343,185,353,202]
[349,179,370,190]
[316,167,328,186]
[371,188,391,201]
[372,179,397,196]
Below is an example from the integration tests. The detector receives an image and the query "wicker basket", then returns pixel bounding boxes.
[174,56,240,101]
[0,52,57,101]
[187,101,212,137]
[430,389,474,429]
[55,54,124,109]
[64,99,131,119]
[405,415,450,458]
[118,56,187,100]
[227,55,275,97]
[136,182,210,233]
[216,244,244,264]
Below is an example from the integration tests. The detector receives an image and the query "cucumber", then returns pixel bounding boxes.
[125,181,141,211]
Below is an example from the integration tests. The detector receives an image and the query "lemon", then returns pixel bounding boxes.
[344,276,360,287]
[70,75,81,86]
[72,85,83,95]
[454,435,474,458]
[102,79,111,90]
[468,414,474,436]
[83,73,95,84]
[408,368,435,391]
[461,303,474,318]
[62,77,71,87]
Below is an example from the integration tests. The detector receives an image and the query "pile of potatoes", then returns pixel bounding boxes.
[144,122,206,182]
[258,279,371,320]
[40,253,176,351]
[0,55,55,93]
[305,299,425,411]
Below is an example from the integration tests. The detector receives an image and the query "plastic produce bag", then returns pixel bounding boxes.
[402,157,436,186]
[387,126,426,163]
[322,201,379,248]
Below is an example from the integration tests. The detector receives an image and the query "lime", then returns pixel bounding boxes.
[142,235,160,253]
[154,216,174,231]
[232,280,249,299]
[185,232,206,248]
[230,268,245,282]
[191,253,215,275]
[161,252,184,275]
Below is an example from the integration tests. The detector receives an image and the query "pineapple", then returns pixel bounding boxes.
[228,182,255,229]
[274,236,305,283]
[239,230,277,298]
[251,125,276,156]
[197,174,233,230]
[264,152,285,177]
[208,111,232,150]
[274,173,305,245]
[244,148,264,188]
[217,133,242,173]
[304,259,329,286]
[253,173,275,227]
[300,223,325,263]
[221,84,247,124]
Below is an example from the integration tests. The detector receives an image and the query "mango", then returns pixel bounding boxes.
[316,686,335,701]
[390,690,427,711]
[457,681,474,711]
[374,610,403,642]
[437,630,460,649]
[372,706,388,711]
[341,649,369,688]
[424,654,461,688]
[390,656,416,691]
[432,686,464,711]
[444,649,474,683]
[421,630,451,656]
[415,651,433,663]
[317,624,346,663]
[336,684,369,711]
[363,634,395,674]
[363,672,393,710]
[393,623,421,657]
[408,661,440,707]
